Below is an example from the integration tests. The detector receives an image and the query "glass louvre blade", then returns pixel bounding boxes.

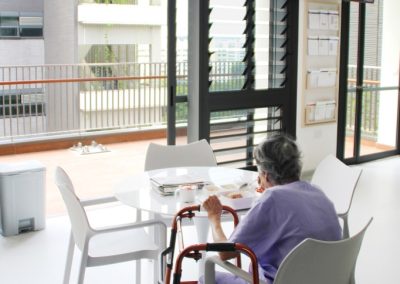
[19,27,43,37]
[208,0,288,92]
[255,2,269,89]
[0,12,19,26]
[254,0,288,89]
[19,17,43,26]
[209,0,247,92]
[270,0,288,88]
[209,106,283,167]
[0,28,18,37]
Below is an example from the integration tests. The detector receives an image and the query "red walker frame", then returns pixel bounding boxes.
[160,204,260,284]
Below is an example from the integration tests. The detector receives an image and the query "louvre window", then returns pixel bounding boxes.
[0,12,19,37]
[208,0,289,92]
[195,0,297,168]
[0,88,45,117]
[210,106,283,168]
[0,12,43,39]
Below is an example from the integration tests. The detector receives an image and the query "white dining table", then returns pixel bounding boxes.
[114,166,259,276]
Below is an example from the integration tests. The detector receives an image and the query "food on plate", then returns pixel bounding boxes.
[227,191,243,199]
[205,185,219,192]
[180,184,196,191]
[220,184,237,190]
[220,191,255,210]
[256,187,265,193]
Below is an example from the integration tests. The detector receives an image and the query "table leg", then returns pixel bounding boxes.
[193,217,210,277]
[151,212,170,283]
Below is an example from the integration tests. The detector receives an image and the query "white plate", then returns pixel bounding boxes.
[219,191,256,210]
[202,184,231,195]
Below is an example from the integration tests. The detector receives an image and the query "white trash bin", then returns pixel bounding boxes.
[0,160,46,237]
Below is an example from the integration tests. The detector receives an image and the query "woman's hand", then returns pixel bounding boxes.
[202,195,223,224]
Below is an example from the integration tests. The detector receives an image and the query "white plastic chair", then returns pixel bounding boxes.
[144,139,217,171]
[144,139,217,249]
[311,154,363,238]
[55,166,166,284]
[204,218,372,284]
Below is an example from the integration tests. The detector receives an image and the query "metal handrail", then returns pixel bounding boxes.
[0,63,384,145]
[0,75,168,86]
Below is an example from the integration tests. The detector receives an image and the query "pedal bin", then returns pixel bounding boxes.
[0,160,46,237]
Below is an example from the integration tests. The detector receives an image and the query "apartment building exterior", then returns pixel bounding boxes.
[0,0,167,137]
[0,0,44,66]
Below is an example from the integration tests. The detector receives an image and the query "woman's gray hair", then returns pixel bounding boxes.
[253,134,302,185]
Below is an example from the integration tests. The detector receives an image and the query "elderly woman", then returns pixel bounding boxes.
[201,134,342,284]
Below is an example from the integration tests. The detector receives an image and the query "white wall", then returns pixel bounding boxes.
[0,0,43,12]
[43,0,79,132]
[44,0,77,64]
[78,4,163,26]
[296,0,339,172]
[0,40,44,66]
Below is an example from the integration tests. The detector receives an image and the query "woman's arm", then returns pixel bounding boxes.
[202,195,238,261]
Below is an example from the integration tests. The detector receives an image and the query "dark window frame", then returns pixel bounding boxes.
[337,1,400,164]
[0,12,43,39]
[188,0,299,168]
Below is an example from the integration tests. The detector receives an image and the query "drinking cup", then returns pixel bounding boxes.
[175,184,197,203]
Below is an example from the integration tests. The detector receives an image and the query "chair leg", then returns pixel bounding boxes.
[342,215,350,239]
[156,223,167,283]
[63,232,75,284]
[350,261,356,284]
[136,260,141,283]
[149,215,168,283]
[136,208,143,283]
[77,249,89,284]
[137,209,142,222]
[342,215,356,283]
[152,259,160,284]
[204,258,216,284]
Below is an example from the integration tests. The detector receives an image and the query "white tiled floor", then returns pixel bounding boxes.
[0,203,203,284]
[347,156,400,283]
[1,155,400,283]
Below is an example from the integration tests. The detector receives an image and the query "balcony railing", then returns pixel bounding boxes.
[0,62,382,144]
[346,65,381,141]
[0,62,172,142]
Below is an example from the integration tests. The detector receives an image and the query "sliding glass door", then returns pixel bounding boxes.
[338,0,400,163]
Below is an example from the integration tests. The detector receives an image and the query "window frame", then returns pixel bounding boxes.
[187,0,299,167]
[0,12,43,39]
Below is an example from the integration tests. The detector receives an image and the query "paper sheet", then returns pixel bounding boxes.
[308,36,319,55]
[308,9,320,30]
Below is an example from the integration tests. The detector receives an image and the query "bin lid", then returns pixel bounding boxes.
[0,160,46,175]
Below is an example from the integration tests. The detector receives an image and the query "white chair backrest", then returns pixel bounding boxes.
[144,139,217,171]
[274,218,372,284]
[311,154,362,215]
[55,167,92,250]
